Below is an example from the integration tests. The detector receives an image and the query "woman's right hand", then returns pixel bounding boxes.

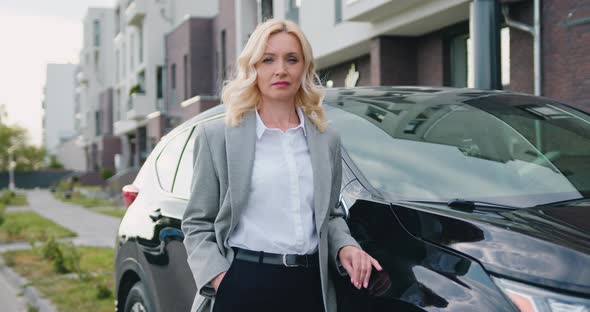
[212,272,226,292]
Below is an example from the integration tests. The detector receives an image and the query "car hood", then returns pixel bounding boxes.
[392,201,590,295]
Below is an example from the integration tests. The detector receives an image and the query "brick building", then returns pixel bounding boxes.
[268,0,590,112]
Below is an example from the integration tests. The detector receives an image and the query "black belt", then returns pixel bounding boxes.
[233,248,319,268]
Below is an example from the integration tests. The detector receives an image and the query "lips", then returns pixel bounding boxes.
[272,81,290,87]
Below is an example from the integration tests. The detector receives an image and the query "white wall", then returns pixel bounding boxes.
[236,0,258,56]
[44,64,77,154]
[174,0,219,22]
[79,7,116,145]
[56,136,87,171]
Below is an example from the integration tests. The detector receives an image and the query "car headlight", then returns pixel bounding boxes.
[492,277,590,312]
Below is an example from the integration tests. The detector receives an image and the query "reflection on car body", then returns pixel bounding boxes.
[114,87,590,312]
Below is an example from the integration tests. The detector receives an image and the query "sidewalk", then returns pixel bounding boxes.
[0,261,27,312]
[0,189,123,311]
[24,189,121,248]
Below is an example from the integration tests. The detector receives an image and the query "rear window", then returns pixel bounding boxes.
[171,128,197,198]
[155,129,192,192]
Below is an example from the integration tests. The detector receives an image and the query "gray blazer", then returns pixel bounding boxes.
[182,111,360,312]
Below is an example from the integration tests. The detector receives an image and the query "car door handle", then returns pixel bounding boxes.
[149,209,162,222]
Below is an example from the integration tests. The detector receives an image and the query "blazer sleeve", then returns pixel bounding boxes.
[181,124,231,298]
[327,133,361,275]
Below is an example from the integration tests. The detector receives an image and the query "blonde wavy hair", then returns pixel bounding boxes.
[222,18,326,132]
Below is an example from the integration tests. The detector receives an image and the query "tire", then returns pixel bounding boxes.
[124,281,153,312]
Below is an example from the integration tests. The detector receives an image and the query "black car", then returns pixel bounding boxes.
[114,87,590,312]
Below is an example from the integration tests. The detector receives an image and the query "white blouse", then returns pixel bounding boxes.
[227,107,317,255]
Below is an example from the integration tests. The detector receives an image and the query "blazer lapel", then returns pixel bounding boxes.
[225,112,256,223]
[305,115,332,231]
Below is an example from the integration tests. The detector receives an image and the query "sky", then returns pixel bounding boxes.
[0,0,115,146]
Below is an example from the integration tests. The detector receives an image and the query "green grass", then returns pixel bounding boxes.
[0,211,76,242]
[0,190,28,206]
[54,192,116,208]
[91,208,126,219]
[2,247,115,312]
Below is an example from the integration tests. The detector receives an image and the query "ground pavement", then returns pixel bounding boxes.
[0,189,123,311]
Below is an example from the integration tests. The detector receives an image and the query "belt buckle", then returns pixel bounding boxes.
[282,254,298,267]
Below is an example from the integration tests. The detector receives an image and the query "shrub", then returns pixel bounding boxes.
[27,304,39,312]
[3,253,16,267]
[96,283,112,299]
[100,168,114,181]
[48,155,64,169]
[40,237,62,261]
[60,242,81,277]
[0,203,5,226]
[39,238,82,275]
[0,191,16,205]
[5,221,24,238]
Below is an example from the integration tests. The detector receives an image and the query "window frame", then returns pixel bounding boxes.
[155,127,193,192]
[170,127,198,198]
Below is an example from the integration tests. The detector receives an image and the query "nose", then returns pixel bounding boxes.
[274,60,287,76]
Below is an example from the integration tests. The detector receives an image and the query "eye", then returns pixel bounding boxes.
[287,57,299,64]
[262,57,273,64]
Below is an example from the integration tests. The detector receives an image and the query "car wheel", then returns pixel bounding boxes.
[124,281,153,312]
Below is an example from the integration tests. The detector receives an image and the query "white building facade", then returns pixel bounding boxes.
[76,7,120,172]
[43,64,78,155]
[112,0,219,170]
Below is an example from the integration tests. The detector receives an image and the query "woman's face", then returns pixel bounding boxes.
[255,31,305,104]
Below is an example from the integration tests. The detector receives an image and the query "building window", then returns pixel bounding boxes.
[221,30,227,81]
[115,90,121,121]
[335,0,342,24]
[139,28,144,64]
[286,0,300,23]
[156,66,163,99]
[500,27,510,89]
[260,0,274,22]
[115,9,120,35]
[183,54,189,100]
[448,33,469,88]
[93,19,100,47]
[138,70,146,93]
[122,43,126,79]
[115,50,120,82]
[171,63,177,89]
[94,51,100,72]
[445,26,510,89]
[130,33,135,71]
[95,111,102,136]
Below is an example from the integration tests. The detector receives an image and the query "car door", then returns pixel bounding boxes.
[145,126,197,312]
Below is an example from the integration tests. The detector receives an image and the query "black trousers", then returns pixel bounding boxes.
[212,259,325,312]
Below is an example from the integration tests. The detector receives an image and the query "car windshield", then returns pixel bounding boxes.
[326,92,590,208]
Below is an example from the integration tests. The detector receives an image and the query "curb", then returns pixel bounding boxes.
[0,254,57,312]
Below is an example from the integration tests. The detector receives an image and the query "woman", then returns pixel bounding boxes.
[182,19,381,312]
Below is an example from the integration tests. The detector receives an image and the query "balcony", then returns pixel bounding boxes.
[126,93,152,120]
[114,119,138,136]
[76,72,88,85]
[342,0,418,22]
[114,31,124,46]
[125,0,146,27]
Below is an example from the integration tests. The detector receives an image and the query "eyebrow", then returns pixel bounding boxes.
[262,52,300,56]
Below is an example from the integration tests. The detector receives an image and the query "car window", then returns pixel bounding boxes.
[156,129,192,192]
[325,95,590,208]
[172,127,197,198]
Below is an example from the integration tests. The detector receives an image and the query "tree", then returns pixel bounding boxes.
[48,155,64,169]
[0,104,47,172]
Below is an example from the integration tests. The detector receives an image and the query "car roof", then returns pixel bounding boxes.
[322,86,525,106]
[167,86,567,138]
